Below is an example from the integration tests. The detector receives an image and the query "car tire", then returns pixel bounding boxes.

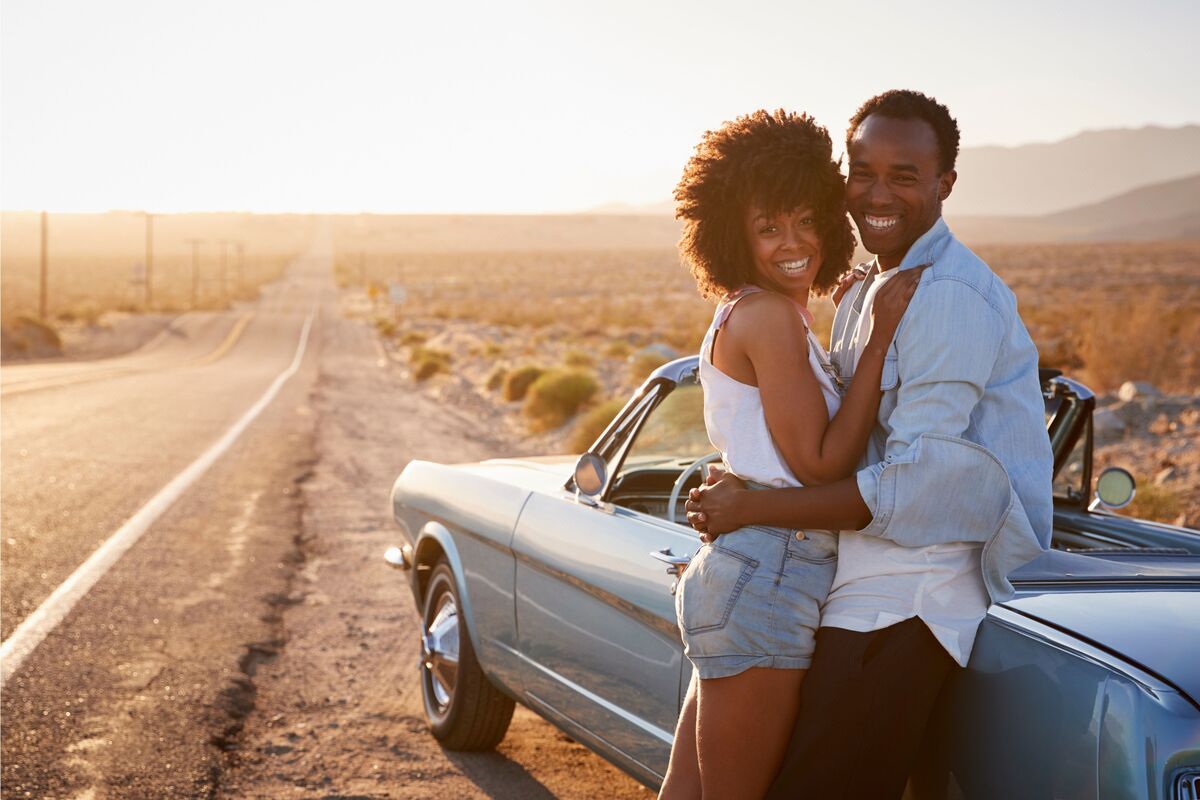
[420,559,515,750]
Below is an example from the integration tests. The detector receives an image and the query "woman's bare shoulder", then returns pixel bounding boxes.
[722,291,808,339]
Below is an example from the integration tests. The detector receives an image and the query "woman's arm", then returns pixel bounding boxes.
[686,474,871,538]
[723,269,924,487]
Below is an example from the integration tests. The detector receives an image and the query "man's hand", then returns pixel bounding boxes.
[685,473,748,542]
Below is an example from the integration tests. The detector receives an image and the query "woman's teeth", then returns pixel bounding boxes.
[865,214,899,231]
[777,257,810,275]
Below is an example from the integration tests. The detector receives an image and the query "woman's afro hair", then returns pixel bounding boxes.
[674,109,856,300]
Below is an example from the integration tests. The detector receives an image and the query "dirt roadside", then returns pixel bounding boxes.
[216,311,651,798]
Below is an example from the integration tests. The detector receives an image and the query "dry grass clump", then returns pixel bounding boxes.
[628,351,674,383]
[604,341,632,358]
[980,241,1200,393]
[564,349,594,368]
[399,330,428,346]
[410,346,452,381]
[1121,480,1182,524]
[502,365,545,401]
[524,369,599,431]
[568,399,627,453]
[485,365,507,392]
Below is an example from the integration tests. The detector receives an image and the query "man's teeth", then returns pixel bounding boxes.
[777,258,810,275]
[865,215,899,230]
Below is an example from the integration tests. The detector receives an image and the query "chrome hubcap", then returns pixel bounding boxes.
[422,592,460,710]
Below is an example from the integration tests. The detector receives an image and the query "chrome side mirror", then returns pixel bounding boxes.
[1092,467,1136,510]
[573,452,607,501]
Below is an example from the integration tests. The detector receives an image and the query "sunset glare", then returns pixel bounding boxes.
[3,0,1198,213]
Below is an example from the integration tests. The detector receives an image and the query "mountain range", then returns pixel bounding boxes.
[592,125,1200,243]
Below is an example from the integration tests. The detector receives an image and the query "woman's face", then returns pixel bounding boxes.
[742,206,823,302]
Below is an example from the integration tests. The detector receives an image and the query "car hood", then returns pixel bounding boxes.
[1002,587,1200,704]
[457,455,578,494]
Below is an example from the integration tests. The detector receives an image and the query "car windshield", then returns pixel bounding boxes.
[620,382,711,468]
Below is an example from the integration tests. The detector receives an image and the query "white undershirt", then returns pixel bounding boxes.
[820,265,990,667]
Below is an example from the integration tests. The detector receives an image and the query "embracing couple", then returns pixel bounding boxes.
[660,90,1053,799]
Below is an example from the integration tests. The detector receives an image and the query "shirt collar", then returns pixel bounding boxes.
[898,216,951,271]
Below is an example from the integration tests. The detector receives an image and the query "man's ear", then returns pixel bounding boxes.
[938,169,957,202]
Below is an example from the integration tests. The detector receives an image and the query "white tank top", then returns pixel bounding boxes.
[699,286,843,488]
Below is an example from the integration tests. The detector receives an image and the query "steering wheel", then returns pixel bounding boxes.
[668,451,723,525]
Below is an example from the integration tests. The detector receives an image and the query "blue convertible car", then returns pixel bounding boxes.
[387,357,1200,799]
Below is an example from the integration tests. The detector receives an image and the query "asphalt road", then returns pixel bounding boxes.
[0,244,649,798]
[1,249,324,796]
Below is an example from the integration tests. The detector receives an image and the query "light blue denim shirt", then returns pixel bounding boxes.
[829,217,1053,603]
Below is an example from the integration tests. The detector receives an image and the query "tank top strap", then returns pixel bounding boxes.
[713,285,814,331]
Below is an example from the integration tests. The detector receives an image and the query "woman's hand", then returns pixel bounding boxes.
[867,265,928,350]
[685,473,749,542]
[832,265,869,308]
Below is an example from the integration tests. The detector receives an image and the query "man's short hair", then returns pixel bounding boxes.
[847,90,961,174]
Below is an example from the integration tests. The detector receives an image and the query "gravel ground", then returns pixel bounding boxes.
[216,309,651,798]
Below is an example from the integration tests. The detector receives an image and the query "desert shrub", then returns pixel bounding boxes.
[410,346,451,382]
[1121,480,1182,524]
[524,368,599,431]
[1073,291,1200,393]
[502,364,545,402]
[568,398,626,452]
[628,351,673,383]
[400,330,427,346]
[564,349,594,368]
[55,302,104,326]
[604,340,632,358]
[374,316,396,337]
[485,365,507,391]
[0,315,63,359]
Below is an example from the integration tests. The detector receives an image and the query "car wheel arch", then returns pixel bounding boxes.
[414,522,485,658]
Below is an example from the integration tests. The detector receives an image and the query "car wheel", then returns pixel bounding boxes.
[420,558,515,750]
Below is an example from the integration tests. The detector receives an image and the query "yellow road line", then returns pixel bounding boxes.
[192,313,254,366]
[0,312,255,397]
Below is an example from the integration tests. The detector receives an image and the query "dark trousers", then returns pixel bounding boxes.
[766,617,957,800]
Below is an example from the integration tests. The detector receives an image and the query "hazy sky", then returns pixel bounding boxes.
[3,0,1197,213]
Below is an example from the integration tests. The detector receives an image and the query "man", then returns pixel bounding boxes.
[684,90,1053,798]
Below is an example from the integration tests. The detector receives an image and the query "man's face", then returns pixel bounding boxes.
[846,114,956,269]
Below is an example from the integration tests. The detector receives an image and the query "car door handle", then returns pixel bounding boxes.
[650,548,691,576]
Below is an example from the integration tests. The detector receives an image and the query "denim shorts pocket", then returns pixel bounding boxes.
[786,548,837,566]
[786,532,838,565]
[676,544,759,635]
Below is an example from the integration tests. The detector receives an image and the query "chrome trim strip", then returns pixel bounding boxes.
[988,605,1177,697]
[512,547,682,642]
[498,641,675,747]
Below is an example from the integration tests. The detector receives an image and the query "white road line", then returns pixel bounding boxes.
[0,307,317,687]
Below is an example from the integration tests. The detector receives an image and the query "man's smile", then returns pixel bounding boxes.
[863,214,901,231]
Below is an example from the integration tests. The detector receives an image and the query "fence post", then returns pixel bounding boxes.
[39,211,49,319]
[145,212,154,309]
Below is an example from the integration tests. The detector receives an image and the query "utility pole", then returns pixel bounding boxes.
[236,241,245,294]
[219,240,228,305]
[39,211,49,319]
[185,238,202,309]
[144,212,154,309]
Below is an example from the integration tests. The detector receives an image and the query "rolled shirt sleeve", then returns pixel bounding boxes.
[856,278,1011,544]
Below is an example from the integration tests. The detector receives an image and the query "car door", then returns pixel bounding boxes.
[512,367,708,781]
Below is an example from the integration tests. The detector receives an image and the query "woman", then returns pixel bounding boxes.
[659,110,922,799]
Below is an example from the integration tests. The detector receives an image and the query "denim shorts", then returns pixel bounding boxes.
[674,525,838,680]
